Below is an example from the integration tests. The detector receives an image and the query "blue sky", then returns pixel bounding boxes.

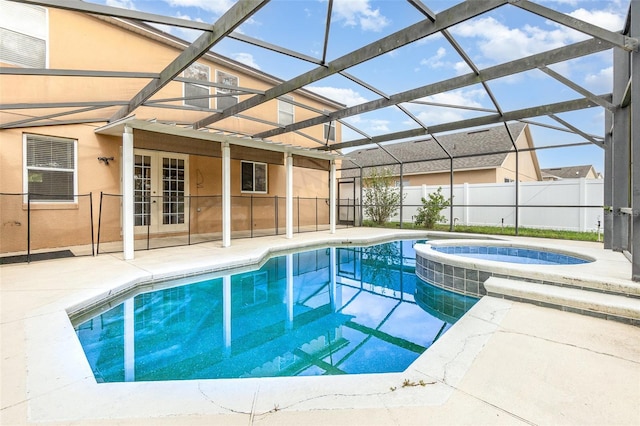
[93,0,629,173]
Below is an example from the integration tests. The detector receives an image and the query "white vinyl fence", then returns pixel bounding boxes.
[366,178,604,232]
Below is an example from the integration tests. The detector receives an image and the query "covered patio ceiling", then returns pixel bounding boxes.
[1,0,633,161]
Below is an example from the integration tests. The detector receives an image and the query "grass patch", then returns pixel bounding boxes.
[362,220,603,242]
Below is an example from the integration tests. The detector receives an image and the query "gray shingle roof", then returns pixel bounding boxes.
[541,165,596,179]
[340,122,527,177]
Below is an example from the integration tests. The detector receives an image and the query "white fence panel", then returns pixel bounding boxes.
[374,179,604,232]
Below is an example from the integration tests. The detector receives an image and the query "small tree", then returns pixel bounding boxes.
[363,167,404,225]
[414,187,451,228]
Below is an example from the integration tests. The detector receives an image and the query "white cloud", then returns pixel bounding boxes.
[567,8,625,32]
[332,0,390,32]
[420,47,447,68]
[306,86,368,106]
[584,66,613,93]
[165,12,204,42]
[451,5,626,65]
[369,119,390,132]
[165,0,235,16]
[106,0,136,9]
[231,53,261,70]
[411,89,487,124]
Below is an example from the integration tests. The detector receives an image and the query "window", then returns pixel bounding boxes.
[278,95,294,125]
[241,161,267,193]
[0,0,47,68]
[504,178,514,183]
[323,112,336,142]
[24,134,77,202]
[184,63,209,109]
[216,70,239,110]
[394,179,409,187]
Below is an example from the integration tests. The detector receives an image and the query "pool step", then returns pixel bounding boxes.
[484,277,640,325]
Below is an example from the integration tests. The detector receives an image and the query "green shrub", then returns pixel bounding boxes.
[363,168,404,225]
[414,187,450,228]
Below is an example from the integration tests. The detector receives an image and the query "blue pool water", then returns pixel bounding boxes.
[73,240,478,383]
[432,245,589,265]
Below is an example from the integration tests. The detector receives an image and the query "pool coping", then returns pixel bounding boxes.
[22,230,515,423]
[414,239,640,298]
[4,228,640,424]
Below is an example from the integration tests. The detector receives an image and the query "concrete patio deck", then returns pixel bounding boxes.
[1,228,639,425]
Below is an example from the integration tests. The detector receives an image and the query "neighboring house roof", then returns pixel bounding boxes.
[341,122,527,177]
[541,165,598,180]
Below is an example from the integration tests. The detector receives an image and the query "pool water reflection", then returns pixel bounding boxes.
[74,240,478,382]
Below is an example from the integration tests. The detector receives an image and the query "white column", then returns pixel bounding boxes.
[123,298,135,382]
[286,253,294,329]
[223,275,231,355]
[222,142,231,247]
[122,126,134,260]
[285,152,293,239]
[330,160,336,234]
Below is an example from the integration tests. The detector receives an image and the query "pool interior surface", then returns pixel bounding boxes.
[432,245,590,265]
[74,240,478,382]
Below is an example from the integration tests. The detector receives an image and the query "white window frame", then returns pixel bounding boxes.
[323,111,336,142]
[241,160,268,194]
[23,133,77,203]
[0,0,48,68]
[278,95,294,125]
[216,70,239,110]
[183,62,210,109]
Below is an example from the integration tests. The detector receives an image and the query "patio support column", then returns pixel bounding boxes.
[631,0,640,281]
[330,160,336,233]
[222,142,231,247]
[612,34,630,252]
[603,112,613,249]
[285,152,293,239]
[122,125,134,260]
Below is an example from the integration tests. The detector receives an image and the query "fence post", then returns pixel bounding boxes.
[463,183,469,226]
[97,192,103,255]
[579,178,587,232]
[89,192,95,256]
[27,192,31,263]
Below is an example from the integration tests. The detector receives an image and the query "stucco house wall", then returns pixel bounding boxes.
[0,4,341,254]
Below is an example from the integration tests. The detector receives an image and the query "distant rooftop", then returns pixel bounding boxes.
[541,165,600,180]
[341,122,527,177]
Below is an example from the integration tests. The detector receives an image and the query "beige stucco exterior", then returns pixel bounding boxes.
[0,6,341,254]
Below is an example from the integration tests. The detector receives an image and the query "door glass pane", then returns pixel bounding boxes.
[162,156,186,225]
[241,162,253,191]
[134,155,151,226]
[255,164,266,192]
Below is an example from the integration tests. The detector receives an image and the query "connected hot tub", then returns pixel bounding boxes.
[414,239,595,297]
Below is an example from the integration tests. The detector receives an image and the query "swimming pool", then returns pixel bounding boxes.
[431,245,589,265]
[414,239,596,298]
[73,240,478,382]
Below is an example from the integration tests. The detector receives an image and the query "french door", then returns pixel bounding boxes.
[133,149,189,234]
